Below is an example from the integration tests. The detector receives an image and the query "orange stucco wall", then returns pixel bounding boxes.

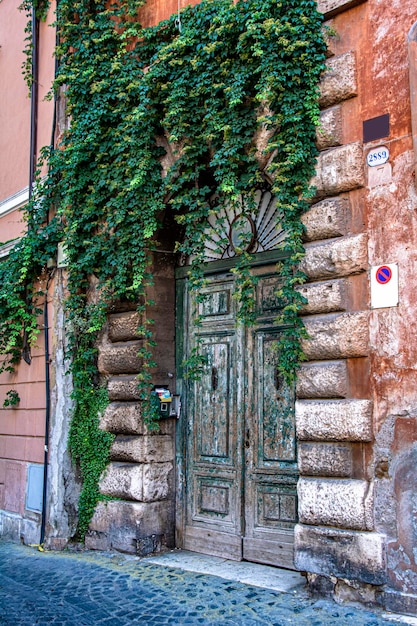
[0,288,53,516]
[0,322,47,515]
[0,1,55,517]
[139,0,200,26]
[0,0,55,241]
[0,1,30,202]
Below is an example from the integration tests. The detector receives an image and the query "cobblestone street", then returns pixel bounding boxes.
[0,541,414,625]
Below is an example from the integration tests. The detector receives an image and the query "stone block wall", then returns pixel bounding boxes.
[85,251,177,555]
[294,0,388,594]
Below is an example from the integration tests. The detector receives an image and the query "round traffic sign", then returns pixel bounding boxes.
[375,265,392,284]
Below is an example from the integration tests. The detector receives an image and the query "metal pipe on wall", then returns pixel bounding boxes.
[28,4,38,202]
[27,3,50,546]
[38,1,60,546]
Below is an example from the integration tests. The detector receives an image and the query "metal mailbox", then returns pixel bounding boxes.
[151,386,181,419]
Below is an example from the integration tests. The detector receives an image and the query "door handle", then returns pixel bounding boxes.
[274,368,281,391]
[211,366,218,391]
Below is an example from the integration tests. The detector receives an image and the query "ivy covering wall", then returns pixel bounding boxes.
[1,0,326,538]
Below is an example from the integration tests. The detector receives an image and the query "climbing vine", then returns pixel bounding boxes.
[1,0,326,538]
[19,0,51,88]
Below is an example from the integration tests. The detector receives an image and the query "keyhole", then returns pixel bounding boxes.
[274,368,282,391]
[211,366,218,391]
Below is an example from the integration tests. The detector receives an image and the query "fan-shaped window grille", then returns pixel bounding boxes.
[202,189,286,263]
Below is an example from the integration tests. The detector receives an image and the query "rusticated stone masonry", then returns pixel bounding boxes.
[294,0,387,593]
[85,0,384,589]
[84,252,177,555]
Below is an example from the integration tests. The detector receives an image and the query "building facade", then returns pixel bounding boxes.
[1,0,417,617]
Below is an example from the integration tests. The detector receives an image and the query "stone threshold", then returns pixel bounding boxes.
[144,549,306,594]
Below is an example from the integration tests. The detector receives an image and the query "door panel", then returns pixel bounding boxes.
[183,526,242,561]
[183,278,244,559]
[243,326,297,569]
[180,268,297,568]
[258,333,296,465]
[197,339,231,459]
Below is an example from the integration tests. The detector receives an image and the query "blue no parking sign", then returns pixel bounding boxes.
[371,263,398,309]
[375,265,392,285]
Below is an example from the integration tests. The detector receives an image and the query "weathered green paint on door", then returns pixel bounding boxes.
[176,262,297,569]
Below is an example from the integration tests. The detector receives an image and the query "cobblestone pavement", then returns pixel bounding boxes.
[0,541,412,626]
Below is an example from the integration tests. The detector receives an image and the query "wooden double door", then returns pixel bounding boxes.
[176,262,298,569]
